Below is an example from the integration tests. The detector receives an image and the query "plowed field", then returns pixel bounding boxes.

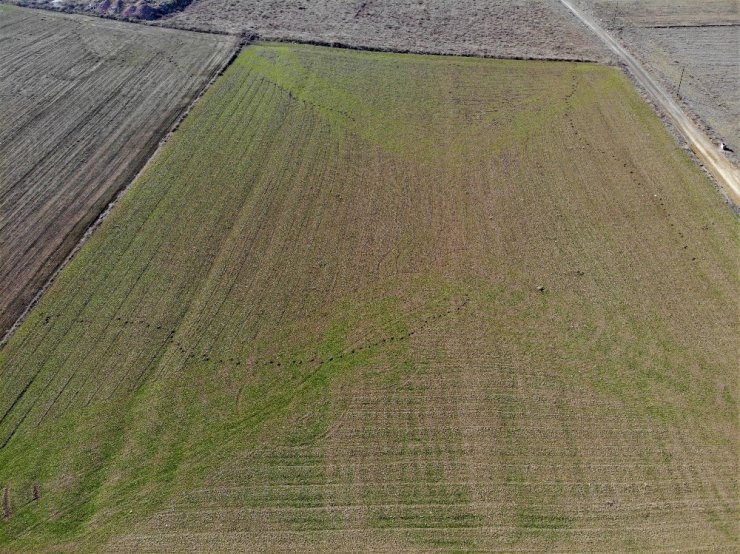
[571,0,740,160]
[0,44,736,552]
[0,5,234,337]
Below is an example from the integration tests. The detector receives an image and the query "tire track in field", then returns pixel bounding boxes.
[143,80,310,389]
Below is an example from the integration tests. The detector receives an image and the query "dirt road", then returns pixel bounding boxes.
[559,0,740,204]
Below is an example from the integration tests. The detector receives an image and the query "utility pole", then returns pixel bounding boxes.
[677,67,685,97]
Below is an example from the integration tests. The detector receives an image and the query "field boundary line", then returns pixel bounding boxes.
[0,34,245,349]
[250,36,603,64]
[643,24,740,30]
[558,0,740,205]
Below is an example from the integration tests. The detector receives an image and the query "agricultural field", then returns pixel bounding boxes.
[2,0,611,61]
[573,0,739,159]
[623,26,740,155]
[164,0,610,60]
[0,5,234,337]
[0,43,736,552]
[622,25,739,158]
[574,0,739,27]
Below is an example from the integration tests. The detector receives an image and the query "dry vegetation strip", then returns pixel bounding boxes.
[0,5,234,337]
[0,44,737,551]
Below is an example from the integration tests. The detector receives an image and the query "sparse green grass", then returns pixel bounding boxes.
[0,43,737,552]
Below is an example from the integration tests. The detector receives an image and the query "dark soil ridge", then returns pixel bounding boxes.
[94,0,194,21]
[2,1,234,35]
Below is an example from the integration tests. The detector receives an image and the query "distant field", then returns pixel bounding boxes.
[574,0,739,26]
[0,44,737,551]
[163,0,610,60]
[3,0,610,60]
[0,6,234,337]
